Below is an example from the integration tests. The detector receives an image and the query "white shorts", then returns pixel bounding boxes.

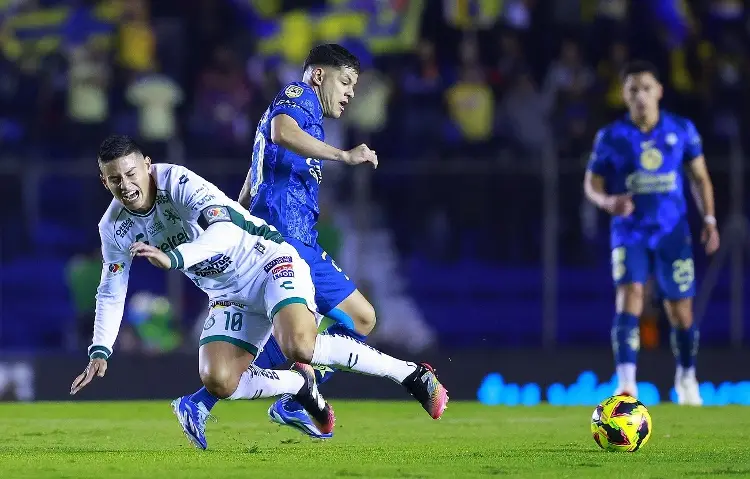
[198,244,319,357]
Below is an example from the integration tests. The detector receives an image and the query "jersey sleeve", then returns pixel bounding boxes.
[89,228,132,360]
[164,165,247,270]
[165,165,224,222]
[268,84,315,128]
[683,119,703,161]
[587,128,614,176]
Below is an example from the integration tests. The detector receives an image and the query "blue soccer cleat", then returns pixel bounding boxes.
[171,395,212,450]
[268,394,333,439]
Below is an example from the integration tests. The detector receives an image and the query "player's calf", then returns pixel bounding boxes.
[664,298,702,406]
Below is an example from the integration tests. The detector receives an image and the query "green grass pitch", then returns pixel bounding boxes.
[1,401,749,478]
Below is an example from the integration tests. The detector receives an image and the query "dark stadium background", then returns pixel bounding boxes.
[0,0,748,403]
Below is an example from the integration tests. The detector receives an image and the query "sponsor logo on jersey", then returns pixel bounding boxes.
[285,85,303,98]
[273,269,295,280]
[115,217,134,238]
[107,262,125,275]
[178,174,189,185]
[148,220,165,236]
[203,315,215,330]
[209,300,248,309]
[253,242,266,254]
[134,229,189,252]
[194,194,216,210]
[263,256,293,273]
[189,254,233,277]
[155,193,170,205]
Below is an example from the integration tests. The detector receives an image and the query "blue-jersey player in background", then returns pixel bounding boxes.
[584,61,719,406]
[176,44,448,445]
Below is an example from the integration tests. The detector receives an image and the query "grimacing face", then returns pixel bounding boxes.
[314,65,358,118]
[622,72,662,120]
[99,152,153,212]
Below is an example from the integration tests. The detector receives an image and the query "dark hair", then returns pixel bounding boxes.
[303,44,360,73]
[620,60,660,82]
[98,135,142,164]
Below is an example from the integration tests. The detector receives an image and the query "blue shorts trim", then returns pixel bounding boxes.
[284,236,357,314]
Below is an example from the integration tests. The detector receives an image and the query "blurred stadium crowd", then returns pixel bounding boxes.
[0,0,748,352]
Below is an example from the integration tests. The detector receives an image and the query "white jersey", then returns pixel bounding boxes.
[90,163,312,359]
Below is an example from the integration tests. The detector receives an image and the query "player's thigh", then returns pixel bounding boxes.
[199,301,273,396]
[612,244,649,315]
[263,249,320,362]
[653,231,696,302]
[284,236,357,315]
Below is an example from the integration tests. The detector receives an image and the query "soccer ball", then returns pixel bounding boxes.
[591,395,652,452]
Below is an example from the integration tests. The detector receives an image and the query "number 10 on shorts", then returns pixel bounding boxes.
[224,311,243,331]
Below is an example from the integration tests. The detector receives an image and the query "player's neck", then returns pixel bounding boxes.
[631,111,660,132]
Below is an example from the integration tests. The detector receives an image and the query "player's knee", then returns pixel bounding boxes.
[199,363,240,399]
[616,283,645,316]
[279,331,316,363]
[665,299,693,328]
[352,302,376,335]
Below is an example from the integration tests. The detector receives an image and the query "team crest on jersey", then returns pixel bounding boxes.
[666,133,678,145]
[107,262,125,275]
[639,147,663,171]
[285,85,304,98]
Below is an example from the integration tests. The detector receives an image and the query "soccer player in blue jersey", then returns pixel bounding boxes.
[172,44,448,446]
[584,61,719,406]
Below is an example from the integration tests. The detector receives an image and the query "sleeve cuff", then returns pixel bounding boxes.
[88,345,112,360]
[167,248,184,270]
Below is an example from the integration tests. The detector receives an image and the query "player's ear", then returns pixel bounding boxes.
[311,67,324,87]
[143,155,152,169]
[99,172,108,190]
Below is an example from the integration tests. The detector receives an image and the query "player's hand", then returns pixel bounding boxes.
[342,144,378,169]
[701,222,720,255]
[130,241,171,269]
[603,194,634,217]
[70,358,107,395]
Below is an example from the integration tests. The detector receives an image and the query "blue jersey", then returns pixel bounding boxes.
[587,110,703,249]
[248,82,324,246]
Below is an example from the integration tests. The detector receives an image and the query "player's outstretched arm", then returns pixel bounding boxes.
[271,114,378,168]
[583,171,634,217]
[71,232,131,395]
[687,155,719,254]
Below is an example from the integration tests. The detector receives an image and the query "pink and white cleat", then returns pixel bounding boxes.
[402,363,449,420]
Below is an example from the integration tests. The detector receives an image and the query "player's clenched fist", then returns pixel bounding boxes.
[342,144,378,168]
[70,358,107,395]
[603,194,635,217]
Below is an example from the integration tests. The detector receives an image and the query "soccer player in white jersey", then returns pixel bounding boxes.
[70,136,448,449]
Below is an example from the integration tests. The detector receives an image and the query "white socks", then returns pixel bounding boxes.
[676,366,696,381]
[616,363,637,386]
[228,365,304,400]
[310,334,418,383]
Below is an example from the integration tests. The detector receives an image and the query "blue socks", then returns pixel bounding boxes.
[671,324,699,369]
[612,312,640,365]
[189,387,219,411]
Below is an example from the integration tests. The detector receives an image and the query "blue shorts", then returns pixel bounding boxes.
[611,226,695,300]
[283,236,357,315]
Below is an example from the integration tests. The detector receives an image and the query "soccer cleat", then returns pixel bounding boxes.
[268,394,333,439]
[675,374,703,406]
[614,383,638,399]
[288,362,335,435]
[171,395,213,450]
[402,363,449,419]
